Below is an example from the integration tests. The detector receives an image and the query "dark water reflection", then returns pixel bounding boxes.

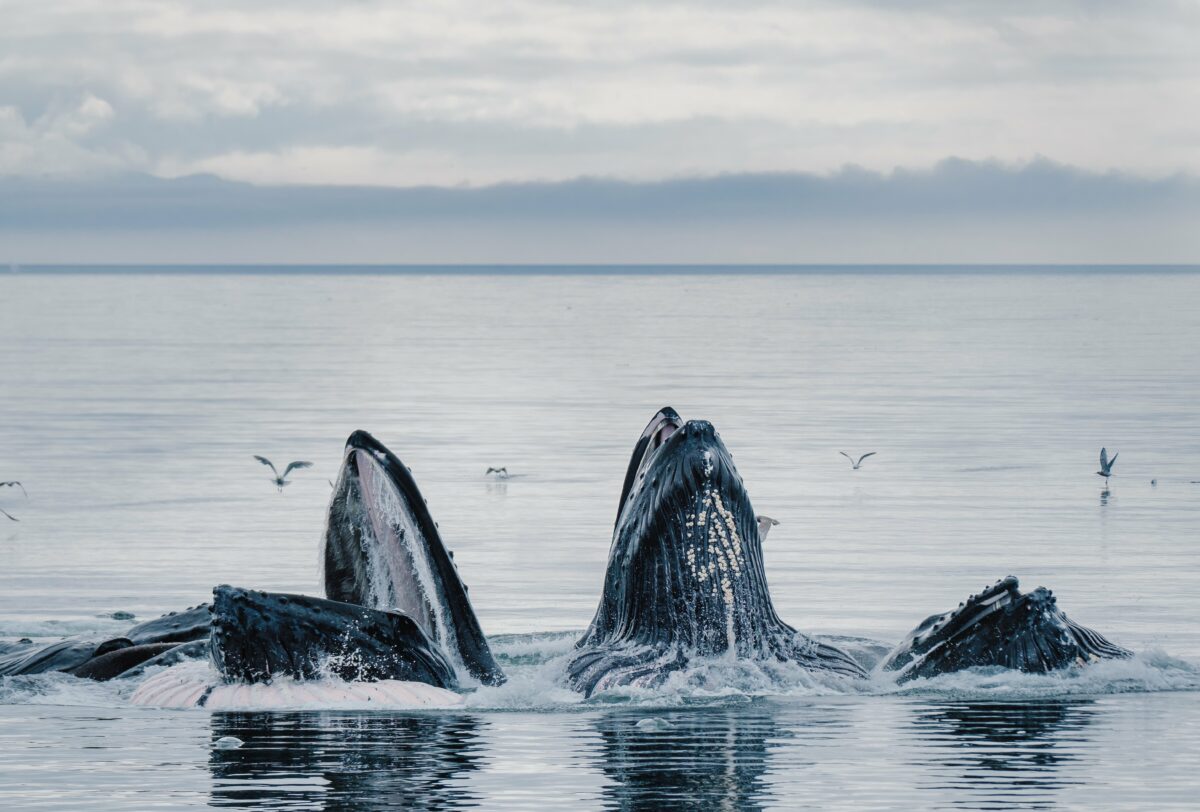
[195,700,1107,811]
[589,701,850,811]
[5,694,1184,810]
[208,712,486,811]
[909,700,1098,809]
[591,706,776,810]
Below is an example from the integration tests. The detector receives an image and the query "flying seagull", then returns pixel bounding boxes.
[486,466,509,479]
[1,481,26,521]
[1096,448,1118,486]
[840,452,876,470]
[254,457,313,491]
[756,515,779,541]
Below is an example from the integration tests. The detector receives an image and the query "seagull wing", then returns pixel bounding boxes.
[857,452,876,466]
[839,452,853,465]
[1099,448,1108,471]
[0,507,16,521]
[253,456,278,477]
[283,461,313,478]
[0,481,26,497]
[1108,451,1118,470]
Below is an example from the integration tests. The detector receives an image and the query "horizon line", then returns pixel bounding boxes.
[7,263,1200,275]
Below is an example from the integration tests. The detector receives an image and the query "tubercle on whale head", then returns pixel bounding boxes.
[890,576,1025,663]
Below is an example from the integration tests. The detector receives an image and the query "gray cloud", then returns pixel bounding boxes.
[3,2,1196,262]
[2,159,1196,263]
[1,1,1197,184]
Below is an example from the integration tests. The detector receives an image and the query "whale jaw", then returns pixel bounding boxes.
[323,430,505,686]
[570,418,866,696]
[209,585,459,689]
[879,577,1131,682]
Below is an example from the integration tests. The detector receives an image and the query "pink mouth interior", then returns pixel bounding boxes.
[354,449,438,638]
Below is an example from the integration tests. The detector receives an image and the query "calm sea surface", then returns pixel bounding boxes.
[1,268,1199,809]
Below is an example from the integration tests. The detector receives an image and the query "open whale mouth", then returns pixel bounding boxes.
[572,415,865,694]
[323,430,504,686]
[916,576,1023,643]
[615,406,684,528]
[601,419,773,652]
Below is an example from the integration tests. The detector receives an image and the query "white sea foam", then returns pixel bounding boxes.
[2,631,1197,712]
[129,661,465,710]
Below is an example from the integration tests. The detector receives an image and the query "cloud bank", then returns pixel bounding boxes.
[3,159,1196,263]
[2,0,1198,185]
[2,1,1195,262]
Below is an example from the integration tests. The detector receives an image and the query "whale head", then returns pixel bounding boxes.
[570,413,865,695]
[209,585,458,689]
[323,430,504,686]
[879,576,1131,681]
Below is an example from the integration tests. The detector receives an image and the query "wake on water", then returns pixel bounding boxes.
[2,629,1197,712]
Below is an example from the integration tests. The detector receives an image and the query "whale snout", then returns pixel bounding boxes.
[679,419,716,439]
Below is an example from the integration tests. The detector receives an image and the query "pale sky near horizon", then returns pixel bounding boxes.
[1,0,1198,261]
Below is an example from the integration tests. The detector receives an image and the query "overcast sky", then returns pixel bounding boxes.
[1,0,1198,262]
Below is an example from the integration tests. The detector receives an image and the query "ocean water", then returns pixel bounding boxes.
[1,267,1199,809]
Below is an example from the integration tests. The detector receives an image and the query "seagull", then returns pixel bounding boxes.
[756,515,779,541]
[1,481,26,521]
[254,457,313,491]
[486,467,509,479]
[839,452,876,470]
[1096,448,1118,486]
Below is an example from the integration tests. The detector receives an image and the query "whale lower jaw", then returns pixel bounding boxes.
[130,667,464,710]
[324,430,505,686]
[879,578,1132,682]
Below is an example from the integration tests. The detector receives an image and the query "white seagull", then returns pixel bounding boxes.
[840,451,876,470]
[1096,448,1118,486]
[486,466,509,479]
[756,515,780,541]
[254,457,313,491]
[1,481,26,521]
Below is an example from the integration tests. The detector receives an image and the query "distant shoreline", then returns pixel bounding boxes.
[6,264,1200,276]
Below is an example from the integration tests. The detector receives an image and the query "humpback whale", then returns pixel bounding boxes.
[568,411,867,696]
[0,603,214,681]
[878,576,1131,682]
[3,414,1139,705]
[4,430,503,703]
[129,430,504,707]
